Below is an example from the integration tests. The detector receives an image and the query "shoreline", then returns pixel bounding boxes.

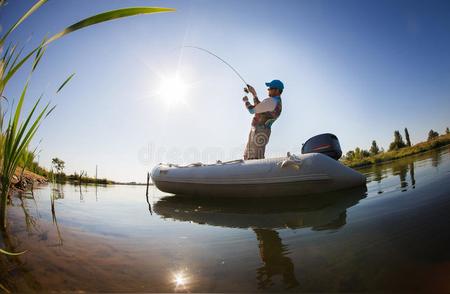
[342,134,450,169]
[8,169,149,192]
[9,135,450,193]
[10,169,47,193]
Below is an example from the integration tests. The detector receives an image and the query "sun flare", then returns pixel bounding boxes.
[157,75,189,108]
[172,270,190,291]
[174,273,187,286]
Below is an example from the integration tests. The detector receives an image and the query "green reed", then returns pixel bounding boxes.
[0,0,175,231]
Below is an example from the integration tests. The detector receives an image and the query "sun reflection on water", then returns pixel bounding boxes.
[172,270,190,292]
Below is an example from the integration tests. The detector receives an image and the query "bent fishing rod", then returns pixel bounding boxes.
[181,45,251,93]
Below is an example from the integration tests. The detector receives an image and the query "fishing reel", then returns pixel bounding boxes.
[244,84,254,94]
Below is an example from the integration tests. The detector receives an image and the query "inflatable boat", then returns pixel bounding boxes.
[151,134,366,197]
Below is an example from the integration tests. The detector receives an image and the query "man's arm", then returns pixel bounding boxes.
[243,96,256,114]
[246,85,260,105]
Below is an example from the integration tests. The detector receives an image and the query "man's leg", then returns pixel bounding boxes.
[243,127,255,160]
[254,127,271,159]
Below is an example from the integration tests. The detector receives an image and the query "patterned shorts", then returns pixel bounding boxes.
[243,126,271,160]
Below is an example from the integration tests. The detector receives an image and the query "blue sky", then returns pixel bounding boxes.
[1,0,449,182]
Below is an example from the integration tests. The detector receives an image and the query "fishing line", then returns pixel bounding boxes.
[181,45,249,87]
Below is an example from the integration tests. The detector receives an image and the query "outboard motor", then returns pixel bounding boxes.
[301,133,342,160]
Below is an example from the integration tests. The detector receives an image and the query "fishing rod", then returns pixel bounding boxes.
[182,45,251,92]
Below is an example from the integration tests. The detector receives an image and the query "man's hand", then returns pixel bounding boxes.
[242,96,249,102]
[245,84,257,97]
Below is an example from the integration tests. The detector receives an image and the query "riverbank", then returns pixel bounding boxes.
[9,168,47,192]
[6,168,141,194]
[342,133,450,168]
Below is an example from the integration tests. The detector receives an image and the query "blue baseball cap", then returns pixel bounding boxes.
[265,79,284,90]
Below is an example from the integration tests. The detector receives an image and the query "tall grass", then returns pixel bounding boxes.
[0,81,54,229]
[0,1,175,231]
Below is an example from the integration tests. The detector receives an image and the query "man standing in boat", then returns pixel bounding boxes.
[242,80,283,160]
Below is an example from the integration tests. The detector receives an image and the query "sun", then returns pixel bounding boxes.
[157,74,189,108]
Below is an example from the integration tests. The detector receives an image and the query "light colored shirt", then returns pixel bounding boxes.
[244,96,282,128]
[247,96,280,114]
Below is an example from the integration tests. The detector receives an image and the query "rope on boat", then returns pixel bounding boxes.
[278,153,303,169]
[164,159,244,168]
[162,153,301,169]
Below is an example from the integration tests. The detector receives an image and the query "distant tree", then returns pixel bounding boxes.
[345,150,355,160]
[427,129,439,141]
[349,147,370,160]
[446,127,449,135]
[404,128,411,147]
[51,158,65,174]
[389,130,406,151]
[361,149,370,158]
[78,170,86,185]
[370,140,380,155]
[354,147,362,159]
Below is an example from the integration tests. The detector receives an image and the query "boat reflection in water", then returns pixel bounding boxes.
[154,186,367,290]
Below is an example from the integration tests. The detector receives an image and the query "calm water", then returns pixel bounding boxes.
[1,146,450,292]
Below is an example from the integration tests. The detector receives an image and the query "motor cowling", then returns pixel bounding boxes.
[301,133,342,160]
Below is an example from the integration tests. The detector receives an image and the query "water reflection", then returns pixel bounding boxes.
[154,187,366,290]
[172,270,190,292]
[372,166,384,183]
[392,161,409,191]
[17,193,39,235]
[50,184,63,246]
[431,150,441,167]
[409,162,416,188]
[154,187,367,231]
[254,229,299,289]
[53,183,65,199]
[362,152,425,194]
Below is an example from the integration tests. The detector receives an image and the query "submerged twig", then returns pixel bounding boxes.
[146,172,152,215]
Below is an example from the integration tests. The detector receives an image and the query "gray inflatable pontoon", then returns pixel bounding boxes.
[151,153,366,197]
